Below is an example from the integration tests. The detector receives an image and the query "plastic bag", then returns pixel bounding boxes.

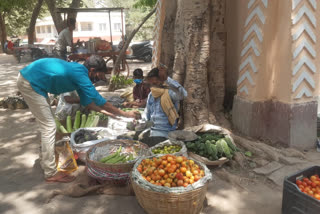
[149,140,188,157]
[120,88,134,102]
[70,127,117,162]
[55,138,78,173]
[55,92,81,121]
[106,96,126,108]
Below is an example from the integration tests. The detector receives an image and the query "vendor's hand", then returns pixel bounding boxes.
[101,110,118,119]
[125,111,141,119]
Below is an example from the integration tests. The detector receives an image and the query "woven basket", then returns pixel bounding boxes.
[132,177,208,214]
[86,139,148,173]
[188,152,229,166]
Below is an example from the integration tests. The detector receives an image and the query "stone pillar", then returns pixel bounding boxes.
[232,0,319,149]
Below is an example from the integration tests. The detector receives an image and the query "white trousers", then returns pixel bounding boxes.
[17,74,57,178]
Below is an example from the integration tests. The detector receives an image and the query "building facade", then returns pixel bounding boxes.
[35,11,125,43]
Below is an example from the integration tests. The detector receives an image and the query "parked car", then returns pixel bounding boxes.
[126,41,153,62]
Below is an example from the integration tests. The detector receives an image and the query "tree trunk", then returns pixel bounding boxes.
[159,0,177,77]
[45,0,64,33]
[158,0,226,128]
[67,0,82,20]
[0,12,7,52]
[108,7,156,91]
[172,0,212,127]
[28,0,44,44]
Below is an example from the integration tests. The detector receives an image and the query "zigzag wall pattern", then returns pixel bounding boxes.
[237,0,268,96]
[291,0,317,99]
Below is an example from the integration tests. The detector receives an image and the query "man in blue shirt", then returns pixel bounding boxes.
[17,57,139,183]
[141,67,187,146]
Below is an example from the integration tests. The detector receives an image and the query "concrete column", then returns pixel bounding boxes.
[232,0,319,149]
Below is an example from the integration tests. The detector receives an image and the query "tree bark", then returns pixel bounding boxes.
[108,7,156,91]
[28,0,44,44]
[0,12,7,52]
[67,0,82,20]
[172,0,212,127]
[45,0,64,33]
[159,0,177,77]
[158,0,227,128]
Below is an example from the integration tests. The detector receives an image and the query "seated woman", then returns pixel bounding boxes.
[123,68,150,108]
[140,67,187,146]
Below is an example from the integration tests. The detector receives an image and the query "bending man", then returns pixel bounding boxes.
[17,57,140,183]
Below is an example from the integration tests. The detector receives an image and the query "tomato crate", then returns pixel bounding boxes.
[282,166,320,214]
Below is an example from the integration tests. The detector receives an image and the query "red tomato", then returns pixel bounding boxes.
[176,173,184,180]
[314,194,320,200]
[298,184,304,190]
[180,167,187,173]
[311,182,317,188]
[167,156,173,162]
[158,169,165,177]
[296,180,302,185]
[164,183,171,188]
[302,182,308,187]
[175,156,183,163]
[307,180,312,186]
[311,176,317,182]
[167,167,175,173]
[303,178,310,182]
[177,180,184,186]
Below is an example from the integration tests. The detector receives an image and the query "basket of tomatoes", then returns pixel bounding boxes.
[282,166,320,214]
[131,154,212,214]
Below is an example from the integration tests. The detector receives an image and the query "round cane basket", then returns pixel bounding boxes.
[131,177,208,214]
[86,139,149,185]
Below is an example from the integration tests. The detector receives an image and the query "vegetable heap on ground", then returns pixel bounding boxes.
[55,110,108,133]
[152,145,182,154]
[295,174,320,200]
[99,146,135,164]
[137,155,205,188]
[186,133,237,161]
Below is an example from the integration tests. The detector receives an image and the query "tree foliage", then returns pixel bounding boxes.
[133,0,157,8]
[103,0,156,41]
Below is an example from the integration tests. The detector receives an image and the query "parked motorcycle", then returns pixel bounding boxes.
[15,46,48,63]
[126,41,153,62]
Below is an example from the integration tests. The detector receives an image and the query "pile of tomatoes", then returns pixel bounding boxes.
[137,155,205,188]
[296,174,320,200]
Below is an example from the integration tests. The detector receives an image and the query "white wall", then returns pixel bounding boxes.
[35,11,125,41]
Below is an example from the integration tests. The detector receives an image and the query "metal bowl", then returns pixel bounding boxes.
[168,130,198,142]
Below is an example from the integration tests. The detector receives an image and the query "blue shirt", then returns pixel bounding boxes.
[20,58,106,106]
[145,77,187,137]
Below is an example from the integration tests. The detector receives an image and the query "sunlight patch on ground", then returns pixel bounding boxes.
[2,192,42,214]
[207,188,246,214]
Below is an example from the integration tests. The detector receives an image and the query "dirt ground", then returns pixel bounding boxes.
[0,54,319,214]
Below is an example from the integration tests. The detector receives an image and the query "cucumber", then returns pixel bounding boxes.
[59,125,68,133]
[221,139,233,159]
[80,114,87,128]
[224,137,237,152]
[55,118,62,130]
[66,116,72,133]
[73,111,81,130]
